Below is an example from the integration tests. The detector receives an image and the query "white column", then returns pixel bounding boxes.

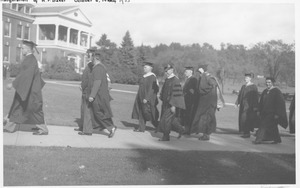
[77,30,80,47]
[36,24,39,44]
[55,24,58,45]
[87,33,90,48]
[67,27,70,46]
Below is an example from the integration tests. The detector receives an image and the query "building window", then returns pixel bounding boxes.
[70,29,78,45]
[3,45,10,62]
[24,26,30,40]
[39,24,55,40]
[25,6,31,14]
[11,4,18,10]
[18,4,25,13]
[3,21,10,37]
[17,24,23,39]
[3,4,10,9]
[80,32,88,47]
[58,26,68,42]
[16,47,21,63]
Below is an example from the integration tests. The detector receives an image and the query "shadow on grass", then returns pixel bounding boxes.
[120,121,156,131]
[120,121,136,130]
[125,144,296,185]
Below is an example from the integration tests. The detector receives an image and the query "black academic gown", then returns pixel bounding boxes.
[235,84,260,133]
[255,87,288,143]
[88,63,114,131]
[159,75,185,138]
[79,62,94,132]
[289,95,295,134]
[181,76,198,133]
[191,72,218,135]
[8,54,45,124]
[132,73,159,126]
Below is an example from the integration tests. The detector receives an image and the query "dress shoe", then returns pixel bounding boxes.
[33,131,48,135]
[199,135,210,141]
[3,129,15,133]
[74,128,83,131]
[159,137,170,141]
[133,129,144,132]
[78,132,92,136]
[108,127,117,138]
[270,141,281,144]
[252,141,262,145]
[240,134,250,138]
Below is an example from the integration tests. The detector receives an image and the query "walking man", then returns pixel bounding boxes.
[88,51,117,138]
[158,63,185,141]
[191,64,218,141]
[4,40,48,135]
[132,61,159,132]
[235,73,259,138]
[253,77,288,144]
[76,48,96,135]
[181,66,198,135]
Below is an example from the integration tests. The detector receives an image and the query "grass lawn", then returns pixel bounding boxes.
[3,146,295,186]
[2,79,292,134]
[2,79,295,186]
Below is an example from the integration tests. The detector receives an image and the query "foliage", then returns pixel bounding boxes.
[93,32,295,87]
[42,56,81,81]
[120,31,136,66]
[8,63,21,77]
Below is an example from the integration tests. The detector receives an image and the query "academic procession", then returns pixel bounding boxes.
[3,41,294,146]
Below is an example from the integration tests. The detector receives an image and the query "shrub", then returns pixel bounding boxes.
[8,63,21,77]
[43,56,81,81]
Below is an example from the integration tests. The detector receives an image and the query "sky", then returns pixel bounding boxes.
[79,1,295,49]
[36,0,295,49]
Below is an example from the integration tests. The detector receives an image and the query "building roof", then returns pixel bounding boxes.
[31,6,78,14]
[31,5,92,27]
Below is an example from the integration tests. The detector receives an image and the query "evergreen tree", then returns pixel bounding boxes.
[120,31,135,66]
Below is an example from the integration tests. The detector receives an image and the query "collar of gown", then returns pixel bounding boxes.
[167,73,175,79]
[143,72,156,78]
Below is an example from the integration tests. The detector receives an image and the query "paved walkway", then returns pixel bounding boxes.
[3,122,295,154]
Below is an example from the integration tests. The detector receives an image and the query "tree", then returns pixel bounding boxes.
[251,40,294,81]
[120,31,135,66]
[96,34,117,65]
[96,34,117,49]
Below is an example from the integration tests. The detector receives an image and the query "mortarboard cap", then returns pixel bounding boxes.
[22,40,37,47]
[164,62,174,71]
[265,77,275,83]
[86,48,96,54]
[22,40,39,54]
[143,61,154,67]
[244,73,254,78]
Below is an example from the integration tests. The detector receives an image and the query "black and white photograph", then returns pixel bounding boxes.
[1,0,297,187]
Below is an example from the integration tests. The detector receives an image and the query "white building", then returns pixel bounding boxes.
[31,5,94,73]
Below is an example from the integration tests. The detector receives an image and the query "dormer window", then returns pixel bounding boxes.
[11,4,17,11]
[25,6,31,14]
[18,4,24,13]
